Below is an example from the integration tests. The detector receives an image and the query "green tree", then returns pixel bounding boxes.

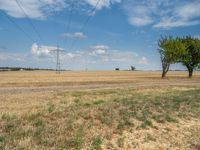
[158,36,185,78]
[131,66,136,71]
[181,36,200,78]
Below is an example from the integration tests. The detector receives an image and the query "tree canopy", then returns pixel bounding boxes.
[158,36,200,78]
[181,36,200,77]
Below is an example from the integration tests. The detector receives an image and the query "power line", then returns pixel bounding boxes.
[69,0,101,51]
[15,0,43,43]
[38,0,60,45]
[66,1,75,33]
[1,10,35,43]
[64,0,75,47]
[38,0,57,16]
[81,0,101,32]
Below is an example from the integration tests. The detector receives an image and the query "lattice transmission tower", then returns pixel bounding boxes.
[51,45,64,74]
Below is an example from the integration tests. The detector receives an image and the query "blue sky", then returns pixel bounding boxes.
[0,0,200,70]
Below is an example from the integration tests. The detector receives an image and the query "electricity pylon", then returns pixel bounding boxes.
[52,45,64,74]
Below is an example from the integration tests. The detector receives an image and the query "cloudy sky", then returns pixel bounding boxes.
[0,0,200,70]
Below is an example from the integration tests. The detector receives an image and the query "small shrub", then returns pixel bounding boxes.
[119,109,133,127]
[93,100,104,105]
[117,120,133,132]
[140,120,152,129]
[0,136,5,142]
[146,133,156,142]
[33,119,45,139]
[64,126,84,150]
[4,123,15,132]
[1,114,11,121]
[34,127,44,138]
[1,114,17,122]
[27,112,42,121]
[117,137,124,148]
[83,103,91,107]
[96,108,114,126]
[47,102,55,113]
[33,119,45,127]
[106,142,114,149]
[165,115,177,123]
[74,98,81,104]
[191,103,200,109]
[64,138,83,150]
[153,115,165,123]
[91,136,102,150]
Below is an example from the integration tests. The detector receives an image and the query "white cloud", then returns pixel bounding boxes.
[31,43,64,58]
[89,44,108,56]
[0,44,151,70]
[139,56,148,65]
[123,1,155,26]
[129,17,153,26]
[63,52,83,59]
[90,49,107,55]
[62,32,87,39]
[95,49,106,54]
[154,1,200,28]
[2,0,199,29]
[0,52,25,62]
[153,19,199,29]
[66,53,76,58]
[91,44,109,50]
[0,0,121,19]
[123,0,200,28]
[60,44,149,68]
[0,0,66,19]
[175,2,200,20]
[84,0,121,10]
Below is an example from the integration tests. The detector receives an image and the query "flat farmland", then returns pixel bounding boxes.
[1,70,200,88]
[0,71,200,150]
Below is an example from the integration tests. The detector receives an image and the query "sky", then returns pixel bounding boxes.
[0,0,200,70]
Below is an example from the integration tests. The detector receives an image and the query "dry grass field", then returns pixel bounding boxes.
[0,71,200,150]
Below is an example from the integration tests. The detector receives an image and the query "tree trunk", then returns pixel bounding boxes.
[162,71,166,78]
[162,64,170,78]
[188,69,193,78]
[186,65,193,78]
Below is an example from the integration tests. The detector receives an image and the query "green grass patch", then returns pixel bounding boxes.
[91,136,102,150]
[0,136,5,143]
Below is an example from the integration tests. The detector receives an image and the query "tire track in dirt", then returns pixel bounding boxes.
[0,81,200,94]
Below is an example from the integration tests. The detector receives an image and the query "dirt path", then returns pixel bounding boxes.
[0,80,200,94]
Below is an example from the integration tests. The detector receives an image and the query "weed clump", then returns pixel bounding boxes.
[91,136,102,150]
[47,102,55,113]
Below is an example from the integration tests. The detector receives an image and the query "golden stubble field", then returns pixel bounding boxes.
[0,71,200,115]
[0,71,200,150]
[0,70,200,88]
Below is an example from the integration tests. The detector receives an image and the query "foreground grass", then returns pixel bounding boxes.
[0,88,200,149]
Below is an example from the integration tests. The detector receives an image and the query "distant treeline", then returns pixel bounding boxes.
[0,67,57,71]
